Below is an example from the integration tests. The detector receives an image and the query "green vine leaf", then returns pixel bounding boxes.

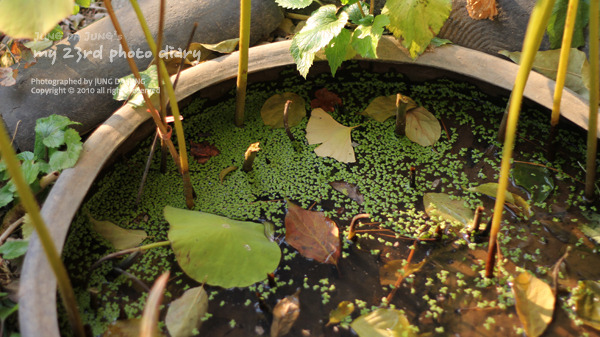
[324,28,354,76]
[352,14,390,59]
[291,5,349,77]
[382,0,451,59]
[547,0,590,49]
[343,2,369,24]
[275,0,313,9]
[48,128,83,172]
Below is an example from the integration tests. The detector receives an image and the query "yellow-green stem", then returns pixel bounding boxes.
[235,0,251,127]
[551,0,579,126]
[585,0,599,200]
[485,0,556,278]
[129,0,195,208]
[0,124,85,337]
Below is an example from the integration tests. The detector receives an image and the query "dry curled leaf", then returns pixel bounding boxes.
[306,108,358,163]
[284,201,340,264]
[271,290,300,337]
[311,88,342,112]
[190,141,220,164]
[466,0,498,20]
[329,181,364,204]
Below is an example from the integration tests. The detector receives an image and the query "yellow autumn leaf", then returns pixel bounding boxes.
[88,212,148,250]
[306,108,358,163]
[513,272,555,337]
[405,107,441,146]
[360,95,417,123]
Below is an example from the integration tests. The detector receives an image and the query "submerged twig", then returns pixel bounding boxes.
[283,100,296,142]
[551,246,571,293]
[347,213,371,240]
[136,132,160,205]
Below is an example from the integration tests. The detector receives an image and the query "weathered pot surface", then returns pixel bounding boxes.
[18,37,598,337]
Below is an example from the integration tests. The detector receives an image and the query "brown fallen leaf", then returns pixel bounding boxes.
[466,0,498,20]
[190,141,220,164]
[405,107,441,147]
[329,181,364,204]
[271,290,300,337]
[311,88,342,113]
[284,201,340,265]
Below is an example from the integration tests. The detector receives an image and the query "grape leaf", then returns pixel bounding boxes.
[0,0,72,39]
[306,108,358,163]
[405,107,441,146]
[512,272,555,337]
[261,93,306,128]
[351,14,390,59]
[275,0,313,9]
[0,240,29,260]
[291,5,349,77]
[324,28,354,76]
[547,0,590,49]
[284,201,340,264]
[351,308,418,337]
[165,206,281,288]
[113,65,159,107]
[382,0,451,58]
[165,286,208,337]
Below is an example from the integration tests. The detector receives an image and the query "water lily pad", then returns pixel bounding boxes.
[573,280,600,330]
[350,308,418,337]
[261,93,306,128]
[512,272,555,337]
[165,206,281,288]
[512,162,554,203]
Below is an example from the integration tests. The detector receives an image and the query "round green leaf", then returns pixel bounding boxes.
[0,0,73,39]
[165,206,281,288]
[261,93,306,129]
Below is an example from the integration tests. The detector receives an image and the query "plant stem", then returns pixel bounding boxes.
[346,213,371,240]
[585,0,599,200]
[548,0,579,159]
[91,240,171,270]
[156,0,169,174]
[243,142,261,172]
[285,13,310,21]
[394,93,409,136]
[136,132,159,205]
[409,166,416,188]
[235,0,252,127]
[128,0,195,208]
[283,100,296,142]
[370,0,374,15]
[485,0,556,278]
[0,123,85,337]
[140,272,170,337]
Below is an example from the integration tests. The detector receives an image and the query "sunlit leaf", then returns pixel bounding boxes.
[466,0,498,20]
[512,272,554,337]
[350,308,418,337]
[360,95,417,123]
[327,301,355,326]
[284,201,340,264]
[275,0,313,9]
[572,280,600,330]
[271,290,300,337]
[261,93,306,128]
[200,38,240,53]
[219,166,238,183]
[165,286,208,337]
[324,28,354,77]
[306,108,358,163]
[430,37,452,47]
[547,0,590,49]
[0,0,72,39]
[113,65,159,107]
[291,5,349,77]
[49,128,83,171]
[499,49,591,98]
[89,212,147,250]
[382,0,451,58]
[329,181,364,204]
[34,115,80,154]
[468,183,532,216]
[405,106,441,146]
[165,206,281,288]
[0,240,29,260]
[379,259,426,286]
[343,2,369,24]
[512,163,554,203]
[351,14,390,59]
[424,193,474,228]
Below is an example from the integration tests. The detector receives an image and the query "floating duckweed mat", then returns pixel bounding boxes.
[61,62,600,337]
